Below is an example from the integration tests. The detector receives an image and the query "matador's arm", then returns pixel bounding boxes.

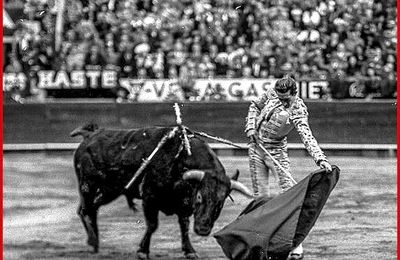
[245,93,269,137]
[291,100,328,165]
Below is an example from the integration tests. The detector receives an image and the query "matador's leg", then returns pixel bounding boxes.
[268,147,295,192]
[267,147,304,258]
[248,144,271,197]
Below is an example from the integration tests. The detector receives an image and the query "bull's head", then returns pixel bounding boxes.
[183,169,253,236]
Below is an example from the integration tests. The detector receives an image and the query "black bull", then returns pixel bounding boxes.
[71,124,253,259]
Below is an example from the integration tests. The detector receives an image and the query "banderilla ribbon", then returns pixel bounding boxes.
[174,103,192,156]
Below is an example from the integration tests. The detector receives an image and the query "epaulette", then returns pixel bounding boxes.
[265,88,278,99]
[291,98,309,118]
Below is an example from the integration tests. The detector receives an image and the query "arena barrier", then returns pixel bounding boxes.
[4,100,396,145]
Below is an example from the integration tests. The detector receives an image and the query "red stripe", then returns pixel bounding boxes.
[0,0,4,256]
[396,0,400,258]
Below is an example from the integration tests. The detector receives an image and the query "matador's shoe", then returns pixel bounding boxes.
[287,243,303,260]
[287,252,304,260]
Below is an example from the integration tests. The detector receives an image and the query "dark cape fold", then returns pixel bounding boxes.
[214,166,340,260]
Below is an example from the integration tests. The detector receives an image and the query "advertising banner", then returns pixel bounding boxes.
[3,69,370,101]
[193,78,329,101]
[36,70,118,89]
[120,78,185,102]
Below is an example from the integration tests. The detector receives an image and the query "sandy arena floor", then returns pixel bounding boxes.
[3,153,396,260]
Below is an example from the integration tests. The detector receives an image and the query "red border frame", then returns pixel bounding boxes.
[0,2,399,260]
[1,0,4,257]
[397,0,399,256]
[397,0,399,258]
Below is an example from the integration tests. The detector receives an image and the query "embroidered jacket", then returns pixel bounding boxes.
[245,89,327,165]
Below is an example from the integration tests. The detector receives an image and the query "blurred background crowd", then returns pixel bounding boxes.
[3,0,397,99]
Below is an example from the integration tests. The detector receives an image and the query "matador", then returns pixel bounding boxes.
[245,76,332,260]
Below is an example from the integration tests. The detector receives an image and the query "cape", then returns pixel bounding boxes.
[214,166,340,260]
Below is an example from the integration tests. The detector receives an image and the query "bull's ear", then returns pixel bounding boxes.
[182,170,205,182]
[230,169,240,181]
[230,180,254,198]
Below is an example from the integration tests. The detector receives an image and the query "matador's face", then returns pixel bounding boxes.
[276,89,295,108]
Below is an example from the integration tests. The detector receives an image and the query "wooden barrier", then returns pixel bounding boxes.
[4,100,396,144]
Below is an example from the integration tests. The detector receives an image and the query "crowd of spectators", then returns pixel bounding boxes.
[4,0,397,99]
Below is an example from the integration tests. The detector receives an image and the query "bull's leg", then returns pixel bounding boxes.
[137,201,159,260]
[77,198,99,253]
[77,203,89,234]
[79,186,122,253]
[76,154,101,253]
[86,208,99,252]
[178,215,198,259]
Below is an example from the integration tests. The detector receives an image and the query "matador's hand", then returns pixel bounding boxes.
[319,161,332,172]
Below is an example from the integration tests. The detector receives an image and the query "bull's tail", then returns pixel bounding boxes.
[70,123,99,138]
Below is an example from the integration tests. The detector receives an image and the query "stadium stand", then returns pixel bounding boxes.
[3,0,397,101]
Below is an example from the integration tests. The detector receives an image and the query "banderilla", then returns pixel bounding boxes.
[192,130,297,184]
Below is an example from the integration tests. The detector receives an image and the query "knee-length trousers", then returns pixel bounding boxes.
[248,143,296,196]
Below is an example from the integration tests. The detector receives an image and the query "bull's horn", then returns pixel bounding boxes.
[182,170,205,181]
[230,180,254,198]
[230,169,240,181]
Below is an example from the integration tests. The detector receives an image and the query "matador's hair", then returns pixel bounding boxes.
[274,75,297,95]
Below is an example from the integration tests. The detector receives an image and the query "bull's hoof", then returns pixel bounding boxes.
[91,245,99,254]
[137,251,149,260]
[87,238,99,253]
[87,239,99,253]
[184,252,199,259]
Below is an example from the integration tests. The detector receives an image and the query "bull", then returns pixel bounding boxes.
[71,124,253,259]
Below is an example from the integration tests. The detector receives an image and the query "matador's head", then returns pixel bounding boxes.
[274,76,297,108]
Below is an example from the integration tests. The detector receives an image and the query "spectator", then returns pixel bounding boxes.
[379,69,396,98]
[364,66,382,99]
[267,56,280,78]
[168,66,178,79]
[85,45,106,70]
[119,47,137,77]
[259,69,270,79]
[105,46,120,67]
[309,65,328,80]
[167,40,187,73]
[5,53,23,73]
[178,64,197,100]
[242,66,253,78]
[137,67,148,79]
[215,53,229,76]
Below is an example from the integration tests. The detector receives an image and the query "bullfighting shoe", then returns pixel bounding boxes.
[287,244,304,260]
[137,251,149,260]
[287,253,303,260]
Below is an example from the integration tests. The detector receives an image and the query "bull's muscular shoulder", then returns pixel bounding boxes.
[186,137,226,176]
[187,138,218,166]
[85,129,123,148]
[80,129,123,163]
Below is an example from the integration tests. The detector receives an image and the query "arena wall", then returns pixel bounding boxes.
[4,101,396,145]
